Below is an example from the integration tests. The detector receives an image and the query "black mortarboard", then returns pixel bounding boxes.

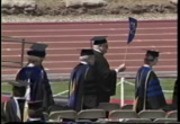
[27,43,48,58]
[8,80,28,87]
[146,50,159,57]
[28,100,43,110]
[91,36,107,45]
[9,80,28,96]
[80,49,94,56]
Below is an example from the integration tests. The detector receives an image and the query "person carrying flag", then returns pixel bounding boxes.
[91,36,126,104]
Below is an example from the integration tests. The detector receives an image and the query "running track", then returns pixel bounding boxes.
[1,20,177,104]
[2,20,177,81]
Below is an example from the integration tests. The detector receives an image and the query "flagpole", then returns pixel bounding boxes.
[123,44,128,63]
[120,77,125,107]
[119,17,137,107]
[120,44,128,107]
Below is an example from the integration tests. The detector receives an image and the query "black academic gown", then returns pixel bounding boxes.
[93,50,117,104]
[68,63,97,111]
[39,65,55,111]
[16,64,54,112]
[135,65,166,113]
[1,97,28,122]
[83,64,98,109]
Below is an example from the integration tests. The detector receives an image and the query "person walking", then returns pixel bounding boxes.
[68,49,98,111]
[133,50,166,113]
[91,36,126,104]
[15,43,54,112]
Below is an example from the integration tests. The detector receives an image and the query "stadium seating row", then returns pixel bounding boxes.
[47,108,177,123]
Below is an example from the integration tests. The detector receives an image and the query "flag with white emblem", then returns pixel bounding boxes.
[127,17,138,44]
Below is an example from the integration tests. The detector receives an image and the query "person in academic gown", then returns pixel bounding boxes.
[133,50,167,113]
[91,36,126,104]
[15,43,54,112]
[1,80,29,122]
[68,49,98,111]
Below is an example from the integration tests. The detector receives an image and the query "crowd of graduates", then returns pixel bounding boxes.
[1,36,178,123]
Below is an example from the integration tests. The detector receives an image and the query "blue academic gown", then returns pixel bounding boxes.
[68,63,97,112]
[15,64,54,111]
[135,65,166,112]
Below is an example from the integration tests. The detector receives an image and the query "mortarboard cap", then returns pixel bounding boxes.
[80,49,94,56]
[28,100,43,110]
[8,80,28,87]
[27,43,48,58]
[91,36,107,45]
[146,50,159,58]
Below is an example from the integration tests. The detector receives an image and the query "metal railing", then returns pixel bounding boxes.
[2,36,35,68]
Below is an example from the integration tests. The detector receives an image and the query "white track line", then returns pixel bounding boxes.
[2,39,177,44]
[1,46,177,51]
[2,52,177,57]
[2,65,177,71]
[2,59,177,64]
[53,90,68,97]
[4,33,176,38]
[2,59,176,63]
[3,27,176,32]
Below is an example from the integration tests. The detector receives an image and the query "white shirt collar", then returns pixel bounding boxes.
[80,61,88,65]
[143,64,153,69]
[143,64,150,67]
[27,63,35,67]
[93,48,102,53]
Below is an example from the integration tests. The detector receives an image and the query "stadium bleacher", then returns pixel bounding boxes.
[46,107,178,123]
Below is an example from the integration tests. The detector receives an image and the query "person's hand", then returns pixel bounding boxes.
[116,63,126,72]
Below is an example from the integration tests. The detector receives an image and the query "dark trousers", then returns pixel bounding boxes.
[98,93,110,104]
[97,93,110,118]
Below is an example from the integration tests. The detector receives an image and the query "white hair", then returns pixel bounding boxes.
[92,45,100,50]
[28,55,42,61]
[27,55,43,66]
[79,55,89,61]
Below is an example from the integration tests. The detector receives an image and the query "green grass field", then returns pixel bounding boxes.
[1,78,176,101]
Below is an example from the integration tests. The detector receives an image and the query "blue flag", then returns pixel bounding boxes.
[127,17,138,44]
